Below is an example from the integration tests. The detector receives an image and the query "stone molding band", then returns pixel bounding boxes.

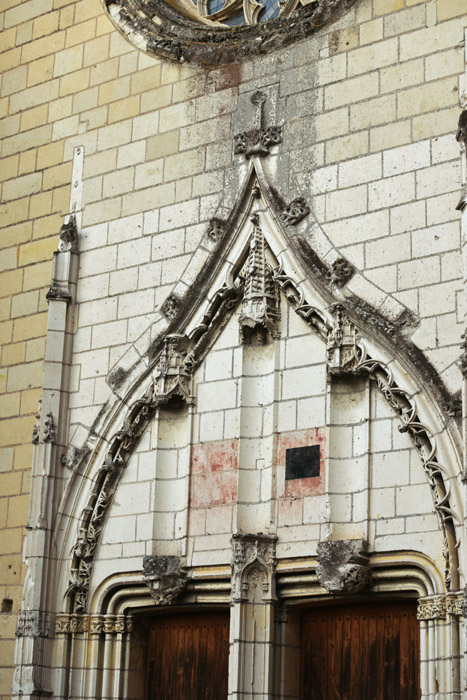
[55,613,134,635]
[417,593,464,620]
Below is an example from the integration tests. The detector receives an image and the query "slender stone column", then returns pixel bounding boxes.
[228,533,277,699]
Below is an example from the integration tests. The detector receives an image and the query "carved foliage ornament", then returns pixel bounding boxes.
[16,611,51,638]
[143,555,189,606]
[55,613,133,635]
[417,594,464,621]
[234,92,282,160]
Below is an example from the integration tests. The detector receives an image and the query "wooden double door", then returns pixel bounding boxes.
[145,610,229,700]
[301,601,420,700]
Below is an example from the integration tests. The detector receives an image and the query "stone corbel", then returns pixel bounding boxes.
[143,555,189,606]
[316,539,371,595]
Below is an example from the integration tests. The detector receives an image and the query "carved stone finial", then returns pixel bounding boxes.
[153,334,194,406]
[238,214,280,344]
[234,92,282,159]
[43,412,55,443]
[143,555,189,606]
[329,257,354,288]
[282,197,310,226]
[32,400,41,444]
[326,304,359,376]
[160,294,181,320]
[231,533,277,603]
[316,540,371,595]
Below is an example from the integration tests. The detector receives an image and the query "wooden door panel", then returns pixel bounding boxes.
[146,611,229,700]
[301,602,420,700]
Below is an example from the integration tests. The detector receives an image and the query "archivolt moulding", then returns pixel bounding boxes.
[60,158,463,615]
[102,0,359,65]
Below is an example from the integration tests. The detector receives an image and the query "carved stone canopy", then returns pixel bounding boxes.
[316,540,371,595]
[143,555,189,606]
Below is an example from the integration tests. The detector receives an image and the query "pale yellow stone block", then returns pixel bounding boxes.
[0,270,23,299]
[16,19,33,46]
[99,76,131,105]
[52,184,71,214]
[326,131,369,164]
[0,470,23,495]
[0,198,30,229]
[0,369,6,394]
[0,48,21,73]
[27,55,54,88]
[20,388,41,416]
[329,26,359,55]
[23,262,53,292]
[0,114,20,140]
[25,337,46,362]
[0,97,9,119]
[0,525,23,554]
[9,79,59,114]
[18,237,57,267]
[10,290,39,319]
[59,67,90,97]
[32,10,59,39]
[406,0,424,5]
[4,0,53,28]
[2,125,52,157]
[2,343,26,366]
[18,149,37,175]
[437,0,466,20]
[90,57,118,86]
[13,443,33,471]
[66,18,97,47]
[54,0,75,8]
[348,37,398,76]
[131,66,162,95]
[397,77,458,119]
[53,44,83,77]
[83,34,110,66]
[0,222,32,250]
[373,0,403,15]
[81,105,108,129]
[21,30,65,63]
[36,141,64,170]
[1,65,27,97]
[360,18,383,45]
[380,58,424,94]
[0,298,12,322]
[325,72,379,110]
[59,4,74,29]
[370,119,412,152]
[108,95,140,124]
[141,85,172,113]
[6,494,30,528]
[29,191,53,220]
[0,500,7,529]
[20,104,48,132]
[0,393,20,419]
[1,27,17,51]
[75,0,102,23]
[32,213,63,240]
[425,47,465,81]
[13,312,47,341]
[3,172,42,202]
[96,12,114,36]
[0,155,19,183]
[48,95,73,121]
[412,107,459,140]
[147,130,180,160]
[0,322,13,346]
[42,161,73,190]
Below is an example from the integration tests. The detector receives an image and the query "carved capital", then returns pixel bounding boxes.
[231,533,277,603]
[16,610,51,638]
[316,539,371,595]
[417,596,447,620]
[143,555,189,606]
[55,613,133,634]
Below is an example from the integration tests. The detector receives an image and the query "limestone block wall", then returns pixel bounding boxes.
[1,0,467,696]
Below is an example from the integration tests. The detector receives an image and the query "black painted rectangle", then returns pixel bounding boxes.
[285,444,320,480]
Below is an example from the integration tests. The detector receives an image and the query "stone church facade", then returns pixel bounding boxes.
[1,0,467,697]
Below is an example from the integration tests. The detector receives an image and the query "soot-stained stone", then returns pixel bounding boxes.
[285,444,320,480]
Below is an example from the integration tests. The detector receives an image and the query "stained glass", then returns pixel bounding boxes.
[207,0,225,14]
[259,0,280,21]
[223,9,245,25]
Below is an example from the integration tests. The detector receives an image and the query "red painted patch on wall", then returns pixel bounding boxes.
[190,440,238,508]
[277,428,325,498]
